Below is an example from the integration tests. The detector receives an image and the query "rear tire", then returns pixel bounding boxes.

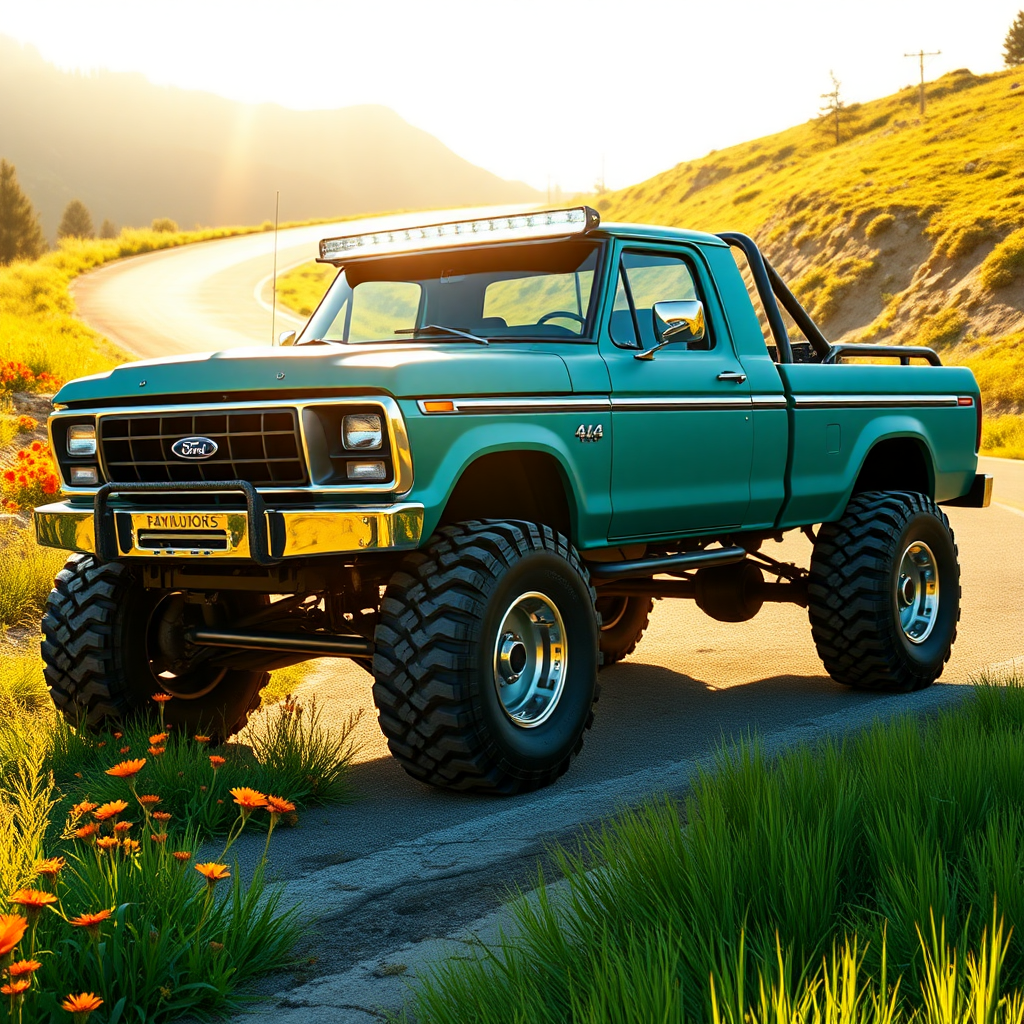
[42,554,269,737]
[596,595,653,667]
[372,520,600,794]
[807,491,960,691]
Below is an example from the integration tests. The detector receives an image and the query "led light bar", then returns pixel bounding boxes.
[318,206,600,262]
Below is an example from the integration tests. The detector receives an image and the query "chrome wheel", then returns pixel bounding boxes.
[896,540,939,644]
[493,591,567,728]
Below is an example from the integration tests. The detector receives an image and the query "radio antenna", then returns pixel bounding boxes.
[271,189,280,345]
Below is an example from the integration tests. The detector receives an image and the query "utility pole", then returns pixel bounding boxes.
[904,49,941,115]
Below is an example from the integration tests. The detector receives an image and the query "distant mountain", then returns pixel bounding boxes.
[0,37,539,237]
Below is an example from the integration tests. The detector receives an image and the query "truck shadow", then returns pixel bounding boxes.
[262,659,921,870]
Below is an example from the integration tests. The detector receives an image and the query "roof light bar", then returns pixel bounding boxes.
[318,206,600,262]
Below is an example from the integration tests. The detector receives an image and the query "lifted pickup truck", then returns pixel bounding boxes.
[35,207,991,793]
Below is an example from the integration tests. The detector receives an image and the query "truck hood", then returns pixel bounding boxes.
[54,343,575,406]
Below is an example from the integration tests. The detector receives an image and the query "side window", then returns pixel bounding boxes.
[615,251,713,352]
[609,269,638,348]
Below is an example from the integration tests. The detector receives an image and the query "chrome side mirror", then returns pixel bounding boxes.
[277,330,297,347]
[636,301,706,360]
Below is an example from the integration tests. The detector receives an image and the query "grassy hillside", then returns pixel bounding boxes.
[0,36,538,238]
[595,66,1024,453]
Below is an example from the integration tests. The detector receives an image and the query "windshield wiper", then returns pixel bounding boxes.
[394,324,489,346]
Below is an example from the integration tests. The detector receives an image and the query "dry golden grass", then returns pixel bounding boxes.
[594,66,1024,454]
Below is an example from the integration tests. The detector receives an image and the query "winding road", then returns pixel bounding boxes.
[72,212,1024,1023]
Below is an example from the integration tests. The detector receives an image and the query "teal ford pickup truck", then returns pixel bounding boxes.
[35,207,992,793]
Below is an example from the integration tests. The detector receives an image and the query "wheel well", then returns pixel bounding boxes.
[852,437,933,497]
[438,451,574,538]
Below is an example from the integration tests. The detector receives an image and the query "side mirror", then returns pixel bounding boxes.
[636,301,706,361]
[277,330,297,347]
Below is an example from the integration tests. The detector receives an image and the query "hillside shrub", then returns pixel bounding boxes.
[150,217,179,233]
[979,227,1024,289]
[865,212,896,238]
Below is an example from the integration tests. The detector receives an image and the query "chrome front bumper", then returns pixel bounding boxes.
[34,500,424,561]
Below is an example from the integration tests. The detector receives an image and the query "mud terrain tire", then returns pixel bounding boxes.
[42,554,268,737]
[372,520,600,794]
[807,491,960,692]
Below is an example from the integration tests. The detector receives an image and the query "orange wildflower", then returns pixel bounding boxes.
[0,916,27,957]
[0,979,29,995]
[33,856,65,879]
[122,839,140,854]
[195,862,230,886]
[148,746,166,756]
[172,851,191,863]
[148,733,167,744]
[9,889,57,918]
[230,787,267,811]
[119,746,131,753]
[150,693,173,703]
[194,734,211,744]
[208,755,226,770]
[105,759,146,779]
[61,991,103,1019]
[266,795,296,815]
[112,821,133,833]
[96,741,106,749]
[150,833,167,844]
[137,794,161,806]
[73,823,99,841]
[95,837,118,852]
[71,801,97,816]
[113,732,122,739]
[92,800,129,822]
[6,958,40,977]
[152,811,171,822]
[69,909,111,933]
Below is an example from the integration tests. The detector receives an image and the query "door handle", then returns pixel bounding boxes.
[716,371,747,383]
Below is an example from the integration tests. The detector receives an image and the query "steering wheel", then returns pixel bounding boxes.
[537,311,586,327]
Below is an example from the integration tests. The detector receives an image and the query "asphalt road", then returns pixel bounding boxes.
[70,215,1024,1023]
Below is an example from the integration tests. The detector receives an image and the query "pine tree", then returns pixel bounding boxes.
[0,160,45,265]
[1005,11,1024,67]
[57,199,94,239]
[819,71,845,146]
[99,218,118,239]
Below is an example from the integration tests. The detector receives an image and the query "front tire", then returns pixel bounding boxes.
[42,554,269,737]
[372,521,600,794]
[807,491,960,691]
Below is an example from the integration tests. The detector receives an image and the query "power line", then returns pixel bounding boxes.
[904,49,941,116]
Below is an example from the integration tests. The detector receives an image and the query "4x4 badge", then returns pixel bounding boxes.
[171,436,219,459]
[575,424,603,443]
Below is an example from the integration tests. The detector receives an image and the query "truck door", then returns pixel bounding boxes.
[602,246,753,539]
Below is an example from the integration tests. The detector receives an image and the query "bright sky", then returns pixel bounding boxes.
[1,0,1019,193]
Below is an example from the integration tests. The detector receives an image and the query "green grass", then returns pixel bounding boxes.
[0,519,67,629]
[0,672,357,1019]
[411,670,1024,1024]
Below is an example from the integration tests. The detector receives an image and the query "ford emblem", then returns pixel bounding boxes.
[171,436,219,460]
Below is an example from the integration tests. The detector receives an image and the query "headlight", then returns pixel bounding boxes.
[67,424,97,456]
[343,413,382,450]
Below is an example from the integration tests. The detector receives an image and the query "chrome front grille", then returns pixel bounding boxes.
[99,409,307,487]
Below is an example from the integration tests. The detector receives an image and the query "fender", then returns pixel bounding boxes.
[400,407,612,547]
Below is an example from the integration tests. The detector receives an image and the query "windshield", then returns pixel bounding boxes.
[300,241,601,344]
